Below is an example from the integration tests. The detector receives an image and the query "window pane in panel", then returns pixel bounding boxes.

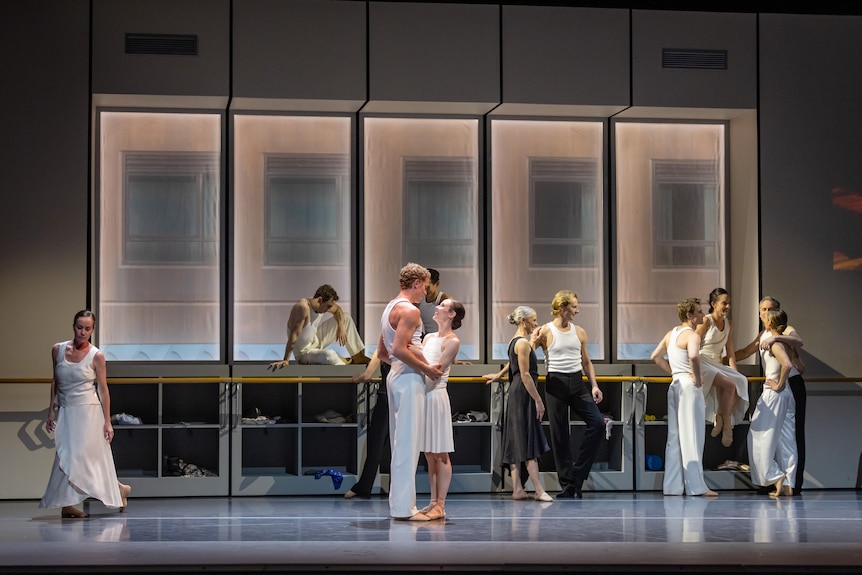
[490,119,605,361]
[98,111,222,361]
[364,117,480,361]
[615,122,726,360]
[233,115,353,362]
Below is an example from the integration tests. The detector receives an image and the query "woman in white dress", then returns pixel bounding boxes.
[695,288,750,447]
[747,308,797,496]
[417,299,465,520]
[40,310,131,518]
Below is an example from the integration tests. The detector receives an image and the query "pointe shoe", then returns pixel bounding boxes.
[711,413,724,438]
[61,506,88,519]
[721,417,734,448]
[119,484,132,512]
[418,501,437,514]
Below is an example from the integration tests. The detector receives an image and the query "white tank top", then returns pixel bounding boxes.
[545,322,582,373]
[759,330,800,379]
[54,341,101,407]
[422,333,450,390]
[381,297,423,378]
[668,326,694,378]
[700,315,729,362]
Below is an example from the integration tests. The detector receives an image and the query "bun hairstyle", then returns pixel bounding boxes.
[508,306,535,325]
[765,308,788,335]
[707,287,729,313]
[73,309,96,324]
[449,300,466,330]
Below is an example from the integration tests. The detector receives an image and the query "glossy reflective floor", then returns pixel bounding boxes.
[2,491,862,574]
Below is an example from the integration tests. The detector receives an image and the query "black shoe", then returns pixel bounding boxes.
[556,485,583,499]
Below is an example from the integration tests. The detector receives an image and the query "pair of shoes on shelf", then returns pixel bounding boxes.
[61,506,88,519]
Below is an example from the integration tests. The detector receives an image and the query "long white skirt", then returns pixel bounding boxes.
[747,384,797,488]
[424,388,454,453]
[40,404,122,509]
[700,356,750,426]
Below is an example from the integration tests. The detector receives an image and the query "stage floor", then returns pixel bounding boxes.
[2,490,861,574]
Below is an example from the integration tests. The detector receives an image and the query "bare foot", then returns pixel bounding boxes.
[697,490,719,497]
[769,475,786,497]
[512,491,532,500]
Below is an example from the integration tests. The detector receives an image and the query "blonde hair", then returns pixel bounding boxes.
[765,308,787,334]
[550,290,578,317]
[676,298,701,322]
[508,306,535,325]
[399,262,430,289]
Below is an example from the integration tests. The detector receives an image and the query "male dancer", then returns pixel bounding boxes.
[378,263,442,520]
[533,290,604,499]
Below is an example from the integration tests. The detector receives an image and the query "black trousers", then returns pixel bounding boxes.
[349,363,391,497]
[545,371,605,490]
[788,373,807,494]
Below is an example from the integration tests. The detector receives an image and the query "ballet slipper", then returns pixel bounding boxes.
[406,512,431,522]
[119,483,132,512]
[534,492,553,502]
[61,506,88,519]
[697,490,719,497]
[721,417,734,448]
[710,413,724,438]
[418,501,437,514]
[424,505,446,520]
[512,491,532,501]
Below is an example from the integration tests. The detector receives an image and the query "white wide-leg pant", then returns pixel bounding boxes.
[664,375,710,496]
[387,372,426,518]
[747,384,797,488]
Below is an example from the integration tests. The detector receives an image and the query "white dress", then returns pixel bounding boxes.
[747,334,798,488]
[663,326,710,496]
[40,342,122,509]
[700,315,750,426]
[423,334,454,453]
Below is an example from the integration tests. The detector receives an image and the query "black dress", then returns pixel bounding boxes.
[500,337,549,466]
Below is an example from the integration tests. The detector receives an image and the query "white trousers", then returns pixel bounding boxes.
[295,312,365,365]
[387,371,426,518]
[747,384,797,488]
[664,375,709,496]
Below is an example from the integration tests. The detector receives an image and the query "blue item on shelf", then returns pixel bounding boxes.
[313,469,344,490]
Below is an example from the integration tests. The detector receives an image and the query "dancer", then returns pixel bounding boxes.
[40,310,131,518]
[378,263,443,521]
[695,288,749,448]
[268,284,370,369]
[737,296,806,494]
[345,351,391,499]
[532,290,604,499]
[418,268,452,337]
[747,308,797,497]
[418,299,466,520]
[484,306,552,502]
[651,298,718,497]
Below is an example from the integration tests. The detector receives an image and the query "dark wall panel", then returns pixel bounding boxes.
[92,0,229,98]
[0,0,90,376]
[501,6,629,109]
[233,0,366,108]
[759,14,862,376]
[632,10,756,109]
[367,1,499,112]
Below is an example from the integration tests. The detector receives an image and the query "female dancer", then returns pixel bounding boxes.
[695,288,750,447]
[484,306,552,502]
[417,299,465,520]
[747,308,797,496]
[40,310,131,518]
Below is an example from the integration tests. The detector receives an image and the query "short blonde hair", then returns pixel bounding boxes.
[399,262,430,289]
[550,290,578,317]
[676,298,701,322]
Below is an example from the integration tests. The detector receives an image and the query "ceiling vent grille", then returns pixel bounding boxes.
[662,49,727,70]
[125,33,198,56]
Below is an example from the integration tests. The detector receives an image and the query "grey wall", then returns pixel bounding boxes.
[759,13,862,377]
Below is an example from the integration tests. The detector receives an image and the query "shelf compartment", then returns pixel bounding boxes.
[162,427,221,477]
[241,427,298,475]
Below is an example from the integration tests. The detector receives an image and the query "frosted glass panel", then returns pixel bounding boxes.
[363,117,480,361]
[233,115,353,362]
[615,122,726,360]
[490,119,605,360]
[98,111,222,361]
